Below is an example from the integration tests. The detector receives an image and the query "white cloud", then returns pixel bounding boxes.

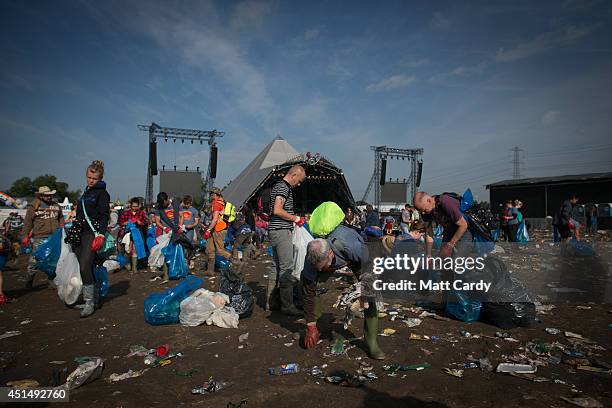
[430,12,451,29]
[230,0,273,31]
[542,110,561,125]
[303,27,321,40]
[496,25,594,62]
[405,58,429,68]
[366,74,417,92]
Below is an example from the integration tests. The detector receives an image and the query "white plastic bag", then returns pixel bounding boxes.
[102,259,121,273]
[148,232,171,268]
[179,288,229,327]
[54,229,82,305]
[292,226,313,280]
[206,307,239,329]
[121,232,131,254]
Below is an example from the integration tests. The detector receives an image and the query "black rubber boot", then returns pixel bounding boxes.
[279,283,303,316]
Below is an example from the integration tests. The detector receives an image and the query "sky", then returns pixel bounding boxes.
[1,0,612,203]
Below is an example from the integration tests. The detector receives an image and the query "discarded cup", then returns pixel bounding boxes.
[268,363,299,376]
[156,344,170,357]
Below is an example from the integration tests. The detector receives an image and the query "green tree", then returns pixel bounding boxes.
[8,177,33,197]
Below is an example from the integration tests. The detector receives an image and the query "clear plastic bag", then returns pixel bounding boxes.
[292,226,313,280]
[179,288,229,327]
[54,229,82,305]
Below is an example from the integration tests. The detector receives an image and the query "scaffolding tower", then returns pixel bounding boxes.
[138,122,224,205]
[362,146,424,210]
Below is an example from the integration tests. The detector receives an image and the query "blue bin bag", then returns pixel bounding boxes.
[162,242,189,280]
[433,225,443,249]
[516,223,529,244]
[569,238,595,257]
[460,188,474,212]
[199,239,206,250]
[34,227,63,280]
[116,253,128,267]
[127,222,147,259]
[215,254,231,270]
[146,226,158,251]
[144,275,203,325]
[93,265,109,297]
[446,291,482,322]
[364,226,383,238]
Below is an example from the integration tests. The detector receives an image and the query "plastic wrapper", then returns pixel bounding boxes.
[218,270,254,318]
[34,227,63,279]
[144,275,203,325]
[60,357,104,390]
[308,202,345,237]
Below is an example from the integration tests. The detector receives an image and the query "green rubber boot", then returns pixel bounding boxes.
[314,295,322,320]
[363,302,386,360]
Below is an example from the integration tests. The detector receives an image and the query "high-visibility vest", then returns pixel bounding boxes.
[223,201,236,223]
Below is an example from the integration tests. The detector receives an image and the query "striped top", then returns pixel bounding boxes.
[268,180,294,231]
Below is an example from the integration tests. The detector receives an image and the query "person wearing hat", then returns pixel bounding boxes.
[203,187,231,276]
[21,186,64,289]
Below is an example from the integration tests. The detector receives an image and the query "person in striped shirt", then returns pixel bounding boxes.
[266,165,306,315]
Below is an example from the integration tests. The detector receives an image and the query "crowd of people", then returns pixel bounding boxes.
[0,159,593,363]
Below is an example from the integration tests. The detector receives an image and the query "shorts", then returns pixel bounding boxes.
[557,224,571,239]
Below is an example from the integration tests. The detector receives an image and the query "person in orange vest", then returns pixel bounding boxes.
[203,187,232,276]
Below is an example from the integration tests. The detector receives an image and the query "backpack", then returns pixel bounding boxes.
[223,201,236,223]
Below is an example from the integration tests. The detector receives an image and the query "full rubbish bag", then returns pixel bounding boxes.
[218,269,254,318]
[54,229,82,305]
[215,254,231,270]
[93,265,109,297]
[126,222,147,259]
[148,232,171,269]
[292,226,313,280]
[569,238,595,257]
[179,289,238,328]
[162,242,188,280]
[308,202,345,237]
[516,223,529,243]
[478,256,536,329]
[34,227,63,280]
[144,275,203,325]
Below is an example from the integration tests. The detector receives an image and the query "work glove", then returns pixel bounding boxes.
[439,242,454,258]
[21,237,30,248]
[304,323,319,349]
[163,227,172,235]
[91,234,105,252]
[294,216,306,227]
[203,230,212,240]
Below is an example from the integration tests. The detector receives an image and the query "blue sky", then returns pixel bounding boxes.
[1,0,611,203]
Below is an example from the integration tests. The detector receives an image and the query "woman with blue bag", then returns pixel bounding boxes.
[65,160,111,318]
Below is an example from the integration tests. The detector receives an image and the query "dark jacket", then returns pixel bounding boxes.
[77,181,110,235]
[553,200,573,227]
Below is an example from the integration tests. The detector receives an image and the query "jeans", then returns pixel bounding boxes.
[269,229,295,286]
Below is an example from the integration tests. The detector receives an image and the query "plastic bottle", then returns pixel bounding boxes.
[268,363,299,376]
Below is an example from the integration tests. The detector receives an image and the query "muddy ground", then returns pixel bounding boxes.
[0,230,611,408]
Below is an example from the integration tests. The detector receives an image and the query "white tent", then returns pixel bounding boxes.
[222,136,300,208]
